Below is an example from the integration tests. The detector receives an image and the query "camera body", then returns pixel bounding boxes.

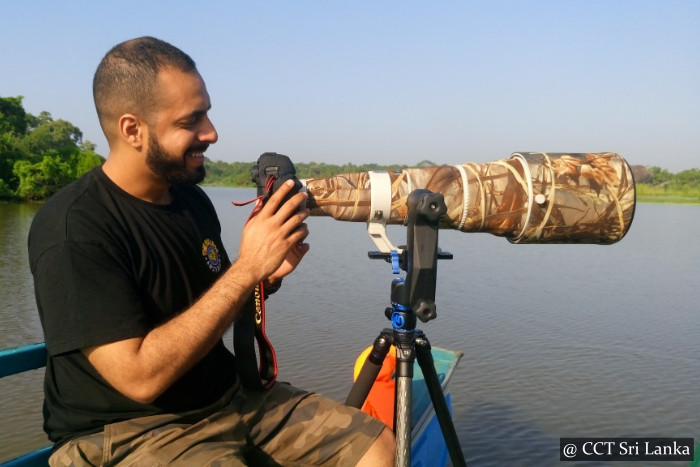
[251,152,304,208]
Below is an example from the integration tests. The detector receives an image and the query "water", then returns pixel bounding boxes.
[1,188,699,466]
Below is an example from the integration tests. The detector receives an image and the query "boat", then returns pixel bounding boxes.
[0,342,462,466]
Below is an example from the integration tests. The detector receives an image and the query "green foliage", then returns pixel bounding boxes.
[22,115,83,158]
[647,166,672,185]
[674,168,700,184]
[14,156,73,200]
[636,184,700,204]
[297,161,409,178]
[0,96,104,200]
[0,178,15,200]
[201,159,412,187]
[204,159,255,186]
[641,166,700,189]
[1,132,27,186]
[73,149,104,178]
[637,166,700,204]
[0,96,29,136]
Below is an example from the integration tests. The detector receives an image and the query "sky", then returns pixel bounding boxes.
[1,1,698,172]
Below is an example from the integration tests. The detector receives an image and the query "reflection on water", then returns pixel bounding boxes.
[1,191,699,466]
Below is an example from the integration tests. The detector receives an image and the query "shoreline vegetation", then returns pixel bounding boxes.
[634,184,700,205]
[2,96,699,205]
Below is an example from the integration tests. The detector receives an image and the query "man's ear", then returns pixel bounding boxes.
[118,114,146,151]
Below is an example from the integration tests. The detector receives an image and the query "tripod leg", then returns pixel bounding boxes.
[393,332,417,467]
[345,332,393,408]
[415,337,467,467]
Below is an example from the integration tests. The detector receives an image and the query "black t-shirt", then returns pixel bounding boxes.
[28,167,237,446]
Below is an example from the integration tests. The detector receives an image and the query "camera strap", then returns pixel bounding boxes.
[231,176,279,390]
[233,282,277,390]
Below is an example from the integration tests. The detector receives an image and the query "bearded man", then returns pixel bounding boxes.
[28,36,394,466]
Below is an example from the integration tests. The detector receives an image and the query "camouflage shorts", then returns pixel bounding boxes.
[49,381,386,466]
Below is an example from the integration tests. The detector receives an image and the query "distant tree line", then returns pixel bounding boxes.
[3,95,698,201]
[631,165,700,194]
[203,159,418,187]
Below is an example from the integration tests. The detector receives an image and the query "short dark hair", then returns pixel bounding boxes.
[93,36,197,140]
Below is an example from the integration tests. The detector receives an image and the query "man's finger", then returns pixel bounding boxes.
[263,179,297,213]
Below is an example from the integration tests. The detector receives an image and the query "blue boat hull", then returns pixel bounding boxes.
[410,347,463,466]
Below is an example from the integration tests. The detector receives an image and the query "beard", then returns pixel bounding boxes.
[146,133,206,185]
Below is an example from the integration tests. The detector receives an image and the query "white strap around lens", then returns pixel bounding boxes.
[367,171,400,253]
[454,165,470,231]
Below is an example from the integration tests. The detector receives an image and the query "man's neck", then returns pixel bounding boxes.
[102,157,173,205]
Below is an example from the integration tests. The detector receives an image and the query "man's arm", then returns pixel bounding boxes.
[83,181,309,403]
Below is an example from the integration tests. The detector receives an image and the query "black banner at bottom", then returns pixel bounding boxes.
[560,438,694,462]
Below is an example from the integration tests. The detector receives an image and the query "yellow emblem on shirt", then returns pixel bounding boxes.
[201,238,222,273]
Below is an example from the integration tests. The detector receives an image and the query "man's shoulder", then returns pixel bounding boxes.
[34,168,103,218]
[28,169,110,254]
[43,168,101,208]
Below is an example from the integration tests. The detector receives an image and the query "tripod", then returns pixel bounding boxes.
[346,189,467,467]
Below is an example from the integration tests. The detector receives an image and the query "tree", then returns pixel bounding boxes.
[73,147,104,178]
[26,110,53,130]
[647,166,672,185]
[14,155,73,200]
[0,178,14,200]
[0,132,26,188]
[0,96,29,136]
[22,114,83,160]
[1,96,31,190]
[675,169,700,185]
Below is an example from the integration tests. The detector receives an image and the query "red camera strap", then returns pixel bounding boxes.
[233,281,277,389]
[232,176,278,390]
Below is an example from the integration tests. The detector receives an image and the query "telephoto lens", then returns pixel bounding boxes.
[303,152,635,245]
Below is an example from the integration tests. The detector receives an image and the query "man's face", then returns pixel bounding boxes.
[146,68,218,185]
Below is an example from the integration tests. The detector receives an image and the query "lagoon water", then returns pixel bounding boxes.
[1,187,699,466]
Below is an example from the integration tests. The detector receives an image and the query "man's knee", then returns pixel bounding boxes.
[357,426,395,467]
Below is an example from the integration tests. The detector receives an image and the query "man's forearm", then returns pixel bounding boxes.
[83,259,260,403]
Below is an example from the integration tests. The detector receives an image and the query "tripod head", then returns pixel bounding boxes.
[369,189,452,323]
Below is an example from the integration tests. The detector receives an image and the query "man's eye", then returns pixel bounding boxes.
[180,118,198,127]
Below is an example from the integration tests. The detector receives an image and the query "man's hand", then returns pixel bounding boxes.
[237,180,310,284]
[267,242,310,285]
